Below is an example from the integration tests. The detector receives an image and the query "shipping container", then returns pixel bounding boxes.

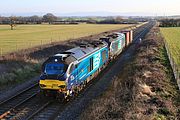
[129,30,133,42]
[121,30,133,45]
[121,31,130,46]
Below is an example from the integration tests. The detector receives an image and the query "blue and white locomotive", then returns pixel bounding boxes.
[39,41,109,98]
[39,31,132,100]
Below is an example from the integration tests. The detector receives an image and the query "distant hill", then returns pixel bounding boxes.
[168,15,180,19]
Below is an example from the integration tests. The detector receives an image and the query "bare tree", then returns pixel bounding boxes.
[10,16,17,30]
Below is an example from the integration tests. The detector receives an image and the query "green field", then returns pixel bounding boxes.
[0,24,131,55]
[160,27,180,66]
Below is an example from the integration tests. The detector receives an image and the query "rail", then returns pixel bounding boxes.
[0,92,38,119]
[0,83,39,119]
[26,100,52,120]
[0,83,38,105]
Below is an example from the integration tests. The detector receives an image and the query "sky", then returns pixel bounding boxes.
[0,0,180,16]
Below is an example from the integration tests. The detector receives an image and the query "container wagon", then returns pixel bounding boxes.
[121,30,133,46]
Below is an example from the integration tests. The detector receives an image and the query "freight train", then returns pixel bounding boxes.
[39,29,133,100]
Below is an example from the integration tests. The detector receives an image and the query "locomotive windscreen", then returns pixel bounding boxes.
[45,63,68,75]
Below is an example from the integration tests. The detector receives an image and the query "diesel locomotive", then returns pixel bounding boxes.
[39,30,133,100]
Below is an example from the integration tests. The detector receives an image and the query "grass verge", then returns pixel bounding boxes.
[160,27,180,66]
[0,62,41,90]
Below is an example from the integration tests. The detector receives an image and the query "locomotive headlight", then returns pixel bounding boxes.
[39,84,46,88]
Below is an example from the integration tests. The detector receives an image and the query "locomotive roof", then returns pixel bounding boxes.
[53,41,106,64]
[100,32,125,43]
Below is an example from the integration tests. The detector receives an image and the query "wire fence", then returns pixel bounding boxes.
[163,37,180,89]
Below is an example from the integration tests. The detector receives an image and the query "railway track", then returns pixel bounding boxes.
[26,101,61,120]
[25,78,98,120]
[0,22,155,120]
[0,83,40,119]
[23,22,155,120]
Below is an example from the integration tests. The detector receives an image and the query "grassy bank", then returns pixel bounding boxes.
[160,27,180,66]
[0,62,40,90]
[0,24,131,55]
[80,27,180,120]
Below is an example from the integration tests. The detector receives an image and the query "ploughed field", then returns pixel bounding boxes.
[160,27,180,66]
[0,24,131,55]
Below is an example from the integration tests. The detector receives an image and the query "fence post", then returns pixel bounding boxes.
[15,39,18,51]
[179,67,180,78]
[40,40,43,50]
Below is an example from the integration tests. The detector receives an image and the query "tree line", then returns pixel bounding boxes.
[96,17,138,24]
[0,13,141,25]
[0,13,143,30]
[159,19,180,27]
[0,13,58,25]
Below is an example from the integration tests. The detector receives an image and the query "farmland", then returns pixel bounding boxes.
[160,27,180,66]
[0,24,131,55]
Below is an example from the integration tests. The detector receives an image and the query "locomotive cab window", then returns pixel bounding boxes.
[45,63,68,75]
[68,64,75,74]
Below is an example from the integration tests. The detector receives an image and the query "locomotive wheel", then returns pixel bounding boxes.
[73,87,79,97]
[83,81,87,87]
[65,95,71,102]
[86,77,91,83]
[79,83,84,91]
